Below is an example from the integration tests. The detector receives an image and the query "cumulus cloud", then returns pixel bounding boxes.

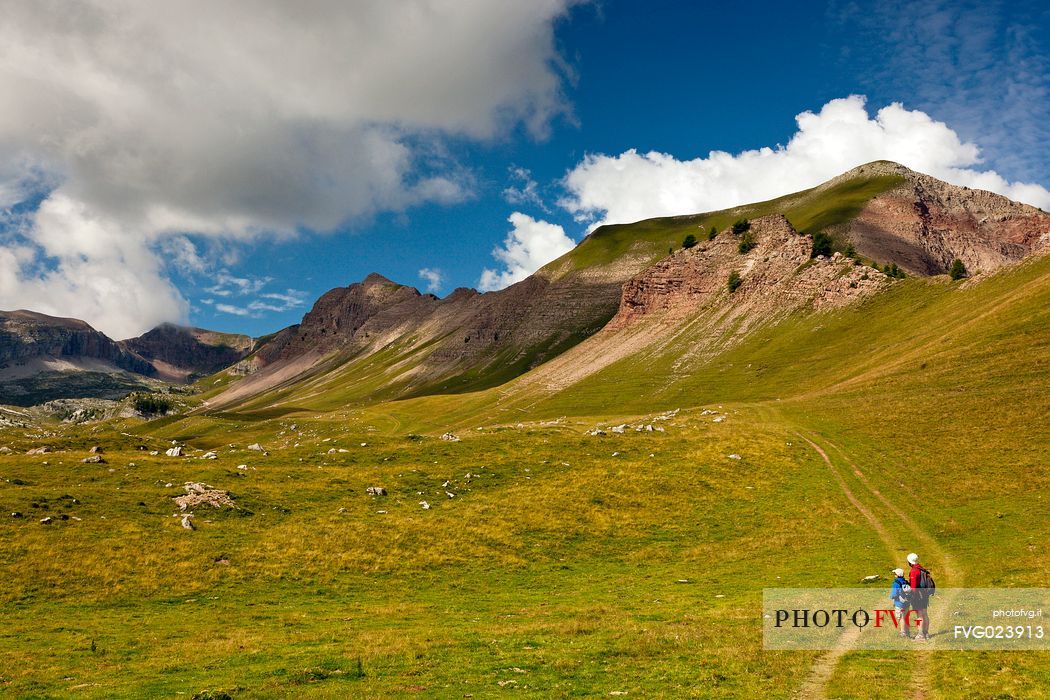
[0,0,579,336]
[479,213,575,291]
[562,96,1050,228]
[417,268,445,294]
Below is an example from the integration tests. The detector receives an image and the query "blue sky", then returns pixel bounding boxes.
[1,1,1048,338]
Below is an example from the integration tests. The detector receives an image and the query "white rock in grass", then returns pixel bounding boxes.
[247,443,264,451]
[419,501,431,510]
[862,575,880,583]
[181,514,196,530]
[165,446,183,457]
[727,454,741,460]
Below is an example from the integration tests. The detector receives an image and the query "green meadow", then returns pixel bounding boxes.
[3,237,1049,697]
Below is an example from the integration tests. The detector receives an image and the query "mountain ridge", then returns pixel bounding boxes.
[4,161,1049,409]
[0,312,254,405]
[203,161,1050,412]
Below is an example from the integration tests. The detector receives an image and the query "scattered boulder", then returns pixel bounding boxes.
[610,424,628,433]
[81,455,106,464]
[26,446,51,455]
[440,432,460,442]
[89,446,103,454]
[419,501,431,510]
[365,486,387,496]
[586,429,607,436]
[247,443,264,451]
[173,482,237,511]
[0,446,12,454]
[201,451,218,460]
[165,446,183,457]
[11,511,23,518]
[40,516,53,525]
[727,454,742,460]
[861,574,880,583]
[713,416,726,423]
[181,514,196,530]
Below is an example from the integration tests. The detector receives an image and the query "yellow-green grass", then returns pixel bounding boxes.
[551,172,903,273]
[3,249,1048,696]
[4,412,887,697]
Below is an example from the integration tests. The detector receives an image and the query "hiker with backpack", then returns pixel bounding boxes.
[889,567,912,638]
[908,552,936,641]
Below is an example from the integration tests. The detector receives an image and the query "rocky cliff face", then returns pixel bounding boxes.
[512,215,893,394]
[211,265,626,407]
[123,323,254,381]
[611,214,887,330]
[260,273,438,363]
[841,162,1050,275]
[0,310,155,376]
[192,162,1050,410]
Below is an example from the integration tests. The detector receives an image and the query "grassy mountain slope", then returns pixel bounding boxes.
[2,167,1048,697]
[554,170,904,273]
[209,159,1048,416]
[205,166,909,415]
[2,250,1046,694]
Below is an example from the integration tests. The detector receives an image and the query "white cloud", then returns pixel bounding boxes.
[418,267,445,293]
[479,213,575,291]
[0,0,580,336]
[502,166,549,211]
[213,288,308,318]
[205,273,273,298]
[0,193,188,338]
[561,96,1050,228]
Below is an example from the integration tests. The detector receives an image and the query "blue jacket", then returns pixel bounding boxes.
[890,576,910,609]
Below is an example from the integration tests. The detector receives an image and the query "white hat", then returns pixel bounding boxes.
[907,553,919,565]
[892,568,904,577]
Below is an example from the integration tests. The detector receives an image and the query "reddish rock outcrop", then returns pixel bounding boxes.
[842,162,1050,275]
[610,214,888,331]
